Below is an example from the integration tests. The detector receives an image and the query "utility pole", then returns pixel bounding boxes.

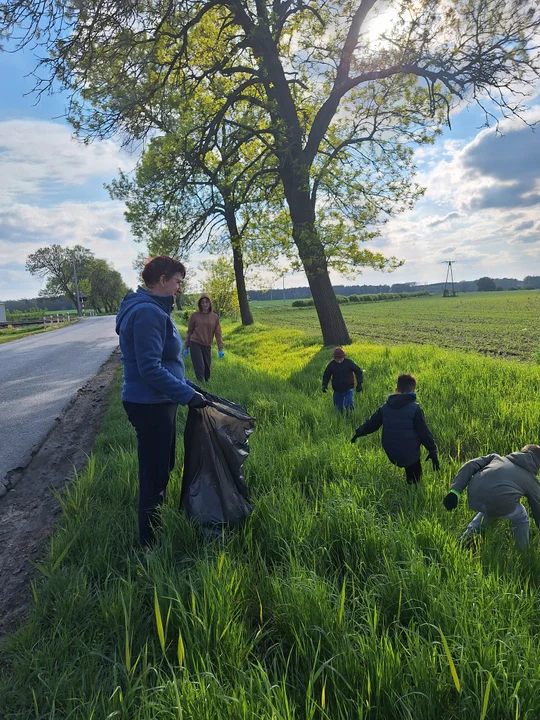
[72,255,82,316]
[441,261,457,296]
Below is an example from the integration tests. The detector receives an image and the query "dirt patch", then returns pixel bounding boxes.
[0,349,120,639]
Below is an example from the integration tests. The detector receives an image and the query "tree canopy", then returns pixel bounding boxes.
[25,245,129,313]
[476,276,497,292]
[4,0,540,342]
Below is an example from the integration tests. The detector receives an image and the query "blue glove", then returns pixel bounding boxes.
[183,348,189,357]
[218,350,225,358]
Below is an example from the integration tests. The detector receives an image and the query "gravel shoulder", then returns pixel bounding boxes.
[0,350,120,638]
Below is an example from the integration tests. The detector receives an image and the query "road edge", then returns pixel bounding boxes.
[0,348,121,637]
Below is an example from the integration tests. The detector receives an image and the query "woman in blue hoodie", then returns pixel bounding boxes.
[116,256,206,548]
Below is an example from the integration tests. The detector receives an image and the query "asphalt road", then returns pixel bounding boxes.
[0,317,118,486]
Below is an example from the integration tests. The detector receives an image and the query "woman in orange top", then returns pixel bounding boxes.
[183,294,224,382]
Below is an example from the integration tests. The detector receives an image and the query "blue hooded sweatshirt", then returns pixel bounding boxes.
[115,287,196,405]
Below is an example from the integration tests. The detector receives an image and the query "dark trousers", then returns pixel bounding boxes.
[190,342,212,381]
[123,401,177,547]
[405,460,422,485]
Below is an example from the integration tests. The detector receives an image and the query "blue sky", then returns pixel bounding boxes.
[0,40,539,301]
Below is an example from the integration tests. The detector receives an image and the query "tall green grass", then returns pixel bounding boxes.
[2,320,540,718]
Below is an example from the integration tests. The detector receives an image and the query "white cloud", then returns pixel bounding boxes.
[508,232,539,245]
[0,119,134,206]
[427,211,464,227]
[0,118,144,298]
[367,106,540,284]
[0,201,141,295]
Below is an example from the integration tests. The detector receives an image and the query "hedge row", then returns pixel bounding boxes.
[291,291,430,307]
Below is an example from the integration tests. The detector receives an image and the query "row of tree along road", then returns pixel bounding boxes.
[2,0,540,343]
[25,245,129,316]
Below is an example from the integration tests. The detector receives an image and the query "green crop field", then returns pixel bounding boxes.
[253,290,540,362]
[2,303,540,718]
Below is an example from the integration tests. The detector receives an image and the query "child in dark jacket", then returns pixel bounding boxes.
[322,347,363,414]
[351,373,439,484]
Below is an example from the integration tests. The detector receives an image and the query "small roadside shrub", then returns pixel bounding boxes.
[291,299,314,307]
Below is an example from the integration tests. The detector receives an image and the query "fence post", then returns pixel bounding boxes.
[49,316,53,326]
[43,316,46,329]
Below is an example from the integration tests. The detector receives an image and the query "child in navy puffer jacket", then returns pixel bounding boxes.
[351,373,439,484]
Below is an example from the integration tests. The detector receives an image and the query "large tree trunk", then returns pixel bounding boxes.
[292,217,351,347]
[282,167,351,346]
[224,206,254,326]
[247,28,350,345]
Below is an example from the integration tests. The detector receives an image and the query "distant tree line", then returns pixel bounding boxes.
[5,275,538,313]
[292,291,430,307]
[248,277,540,302]
[3,297,76,313]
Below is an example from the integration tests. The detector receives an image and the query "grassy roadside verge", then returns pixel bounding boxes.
[0,321,76,345]
[1,320,540,718]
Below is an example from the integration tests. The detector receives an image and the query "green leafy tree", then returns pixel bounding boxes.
[108,118,285,326]
[200,257,240,318]
[87,258,130,313]
[25,245,95,309]
[524,276,540,289]
[4,0,540,343]
[476,277,496,292]
[26,245,129,313]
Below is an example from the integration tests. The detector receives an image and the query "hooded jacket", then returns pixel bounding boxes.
[185,294,223,350]
[322,358,363,392]
[450,451,540,523]
[354,393,436,468]
[116,287,196,405]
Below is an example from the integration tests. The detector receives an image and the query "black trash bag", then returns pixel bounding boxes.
[180,392,255,529]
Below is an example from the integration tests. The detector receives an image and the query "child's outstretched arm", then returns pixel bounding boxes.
[452,455,495,493]
[322,362,333,393]
[351,407,383,443]
[414,407,438,468]
[443,454,497,510]
[413,407,436,454]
